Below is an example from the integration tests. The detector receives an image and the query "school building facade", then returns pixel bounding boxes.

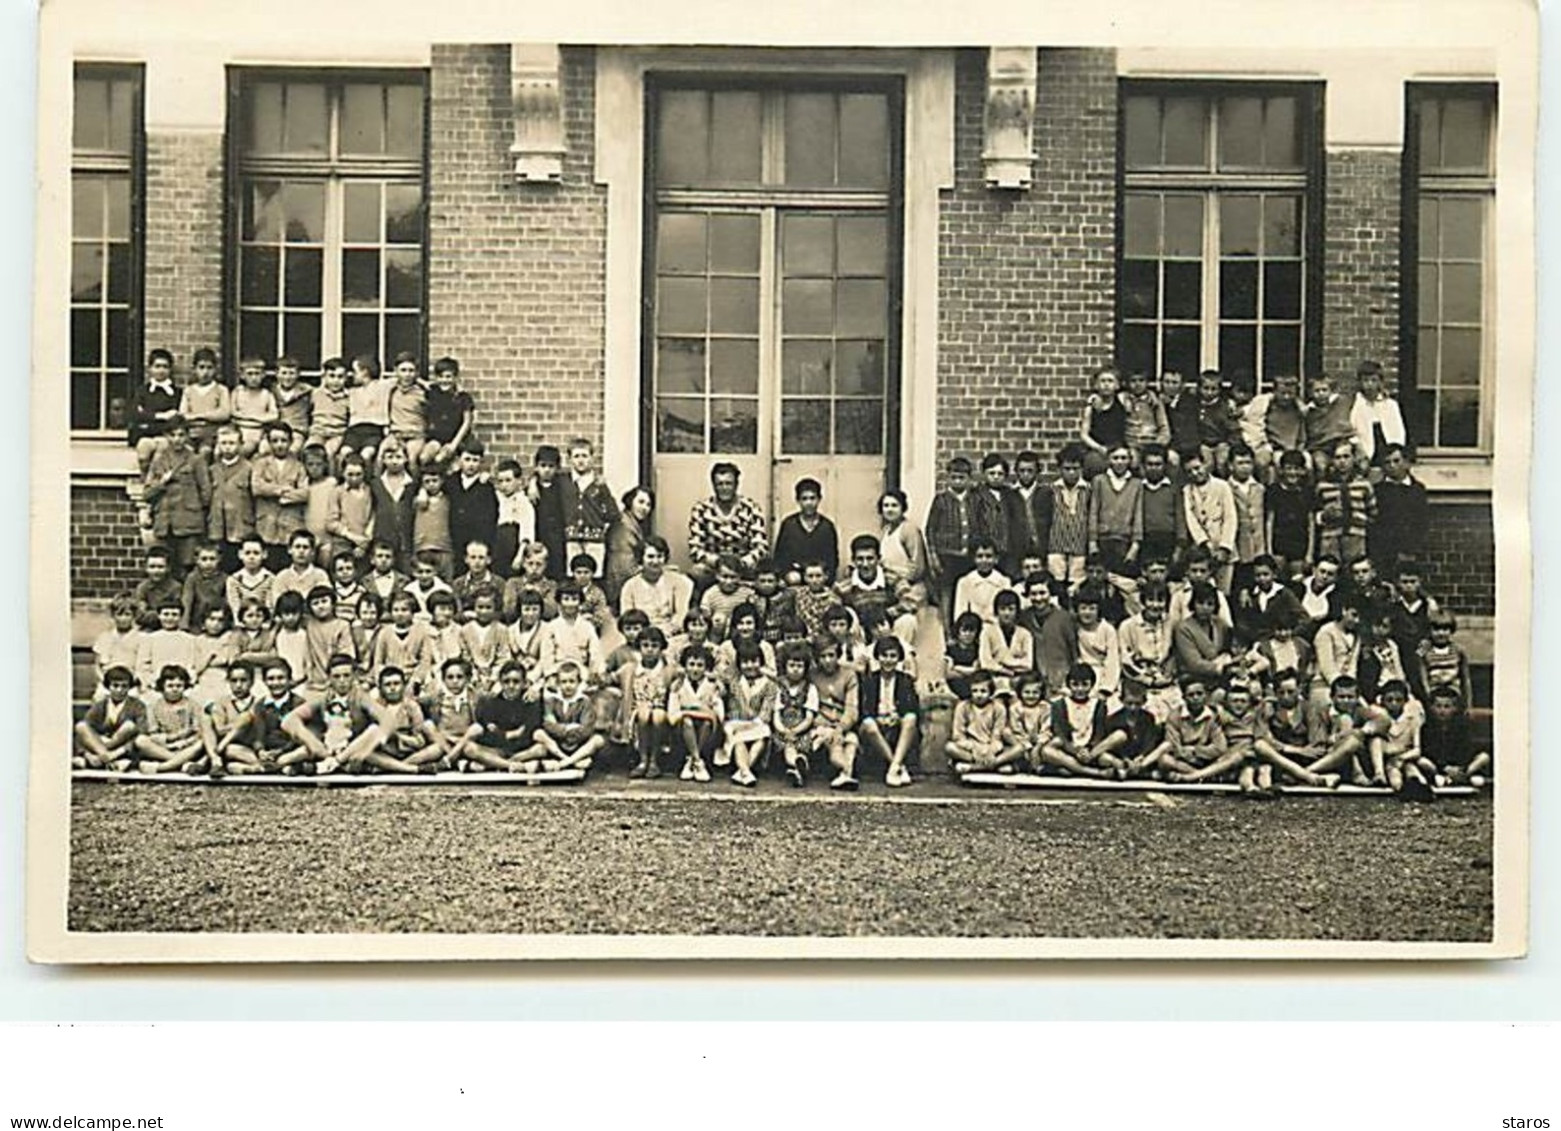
[66,43,1500,621]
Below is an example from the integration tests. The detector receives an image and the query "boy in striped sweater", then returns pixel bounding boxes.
[1047,444,1091,585]
[1314,438,1377,565]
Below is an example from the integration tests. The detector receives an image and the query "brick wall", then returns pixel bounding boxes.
[936,48,1118,472]
[1321,148,1401,389]
[427,44,607,465]
[1420,500,1495,616]
[71,483,145,600]
[142,130,226,370]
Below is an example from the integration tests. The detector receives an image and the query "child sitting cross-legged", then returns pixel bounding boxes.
[772,642,820,788]
[1088,678,1163,779]
[1167,677,1268,793]
[1000,672,1053,773]
[809,639,861,791]
[470,661,543,771]
[947,669,1021,774]
[667,645,723,783]
[528,660,605,772]
[72,666,146,771]
[1251,668,1341,789]
[1040,663,1120,779]
[723,642,778,787]
[133,664,207,774]
[198,659,263,777]
[278,654,395,774]
[423,657,484,771]
[1418,684,1491,788]
[1377,679,1434,801]
[855,635,921,787]
[1141,674,1226,783]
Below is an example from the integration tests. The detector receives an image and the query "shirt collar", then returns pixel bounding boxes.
[147,378,174,395]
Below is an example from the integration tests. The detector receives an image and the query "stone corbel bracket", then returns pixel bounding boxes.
[983,47,1037,190]
[510,43,566,183]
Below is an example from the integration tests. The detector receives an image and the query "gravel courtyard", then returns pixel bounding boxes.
[67,781,1493,940]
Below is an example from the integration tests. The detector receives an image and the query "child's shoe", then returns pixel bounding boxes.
[692,759,711,783]
[1469,774,1488,788]
[679,760,696,781]
[317,756,341,775]
[644,757,662,780]
[628,760,649,779]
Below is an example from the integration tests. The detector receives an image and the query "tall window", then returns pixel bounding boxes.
[1404,85,1496,452]
[231,72,427,375]
[1118,83,1321,389]
[649,85,898,459]
[71,64,142,435]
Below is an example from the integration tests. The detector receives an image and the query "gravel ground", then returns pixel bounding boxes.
[67,782,1493,939]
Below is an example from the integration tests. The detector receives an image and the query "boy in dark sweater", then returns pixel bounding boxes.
[1265,449,1315,579]
[1136,445,1185,565]
[531,445,568,581]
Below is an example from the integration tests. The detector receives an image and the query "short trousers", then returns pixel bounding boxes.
[342,423,386,451]
[236,425,265,450]
[306,425,348,447]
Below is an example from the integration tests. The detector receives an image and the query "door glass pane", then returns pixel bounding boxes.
[241,247,280,305]
[1123,194,1158,257]
[709,92,762,183]
[837,216,886,276]
[782,399,831,454]
[1441,263,1482,323]
[1123,96,1160,169]
[106,309,130,368]
[341,84,386,155]
[657,92,709,185]
[1419,264,1439,318]
[1217,97,1263,168]
[1417,329,1439,386]
[657,398,707,453]
[386,85,425,158]
[72,245,104,302]
[838,94,888,188]
[344,183,381,243]
[836,340,885,395]
[1220,195,1260,257]
[657,277,707,335]
[1162,262,1201,319]
[709,214,759,273]
[710,278,759,335]
[783,280,834,336]
[783,215,833,276]
[342,249,381,307]
[282,83,328,154]
[835,400,884,455]
[710,398,758,454]
[385,184,423,244]
[1263,261,1302,320]
[784,93,836,185]
[1162,196,1204,257]
[1263,196,1300,256]
[782,341,832,395]
[285,247,324,306]
[385,249,422,308]
[656,339,706,395]
[1220,260,1257,319]
[837,279,886,337]
[710,339,759,395]
[282,182,325,243]
[1161,96,1207,167]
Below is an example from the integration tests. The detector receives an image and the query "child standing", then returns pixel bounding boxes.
[491,459,535,578]
[1417,610,1474,707]
[1314,438,1377,565]
[178,347,230,456]
[1047,445,1091,585]
[1160,370,1201,468]
[300,445,337,562]
[1078,367,1128,478]
[444,442,499,575]
[531,445,568,581]
[345,354,394,467]
[273,356,313,454]
[325,453,376,564]
[180,542,227,631]
[560,437,621,564]
[624,626,675,779]
[1135,446,1184,566]
[772,477,841,585]
[251,422,310,572]
[1022,575,1079,697]
[1086,444,1143,575]
[143,417,212,572]
[369,439,418,569]
[1181,452,1237,592]
[926,456,979,622]
[131,546,182,629]
[413,467,455,581]
[1264,450,1314,578]
[1225,444,1268,588]
[206,425,255,570]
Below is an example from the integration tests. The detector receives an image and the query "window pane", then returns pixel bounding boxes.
[656,339,706,395]
[283,83,328,154]
[782,340,832,395]
[1419,264,1438,318]
[105,178,131,240]
[284,312,322,370]
[341,313,379,361]
[1440,328,1481,385]
[1418,196,1439,258]
[1121,259,1158,319]
[1123,194,1158,258]
[72,178,103,239]
[1262,196,1300,256]
[106,242,132,303]
[1162,261,1201,319]
[783,279,834,336]
[1438,388,1480,447]
[1164,325,1201,375]
[837,278,887,337]
[385,249,422,308]
[241,312,277,363]
[710,278,758,335]
[709,339,759,395]
[1418,99,1441,172]
[385,313,421,360]
[242,246,280,305]
[1219,195,1260,257]
[1263,97,1298,168]
[656,91,709,185]
[386,84,425,158]
[782,399,831,455]
[342,249,381,307]
[709,92,761,183]
[105,372,131,430]
[837,215,886,276]
[1120,323,1157,378]
[784,93,836,186]
[73,78,108,150]
[838,94,888,188]
[106,309,129,367]
[283,182,325,243]
[1163,196,1203,257]
[246,83,284,153]
[657,277,707,335]
[385,184,423,244]
[836,340,885,395]
[709,213,760,274]
[1439,197,1484,260]
[1438,98,1491,173]
[1219,323,1256,384]
[1217,97,1263,168]
[71,245,103,302]
[341,84,387,155]
[657,213,707,275]
[71,372,102,432]
[1441,262,1481,323]
[1261,325,1300,382]
[657,398,706,453]
[344,182,381,243]
[710,398,758,454]
[1123,96,1160,169]
[1220,259,1257,319]
[783,215,834,277]
[285,247,324,306]
[1416,328,1439,386]
[244,181,283,243]
[1161,96,1207,167]
[1263,261,1301,319]
[836,399,884,455]
[70,309,100,367]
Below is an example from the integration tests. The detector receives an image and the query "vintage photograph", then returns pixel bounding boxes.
[30,1,1533,959]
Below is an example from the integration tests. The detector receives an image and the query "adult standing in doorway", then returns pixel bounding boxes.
[876,489,932,611]
[604,486,655,608]
[687,462,768,589]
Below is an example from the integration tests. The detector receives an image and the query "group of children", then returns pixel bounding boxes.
[75,351,1490,796]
